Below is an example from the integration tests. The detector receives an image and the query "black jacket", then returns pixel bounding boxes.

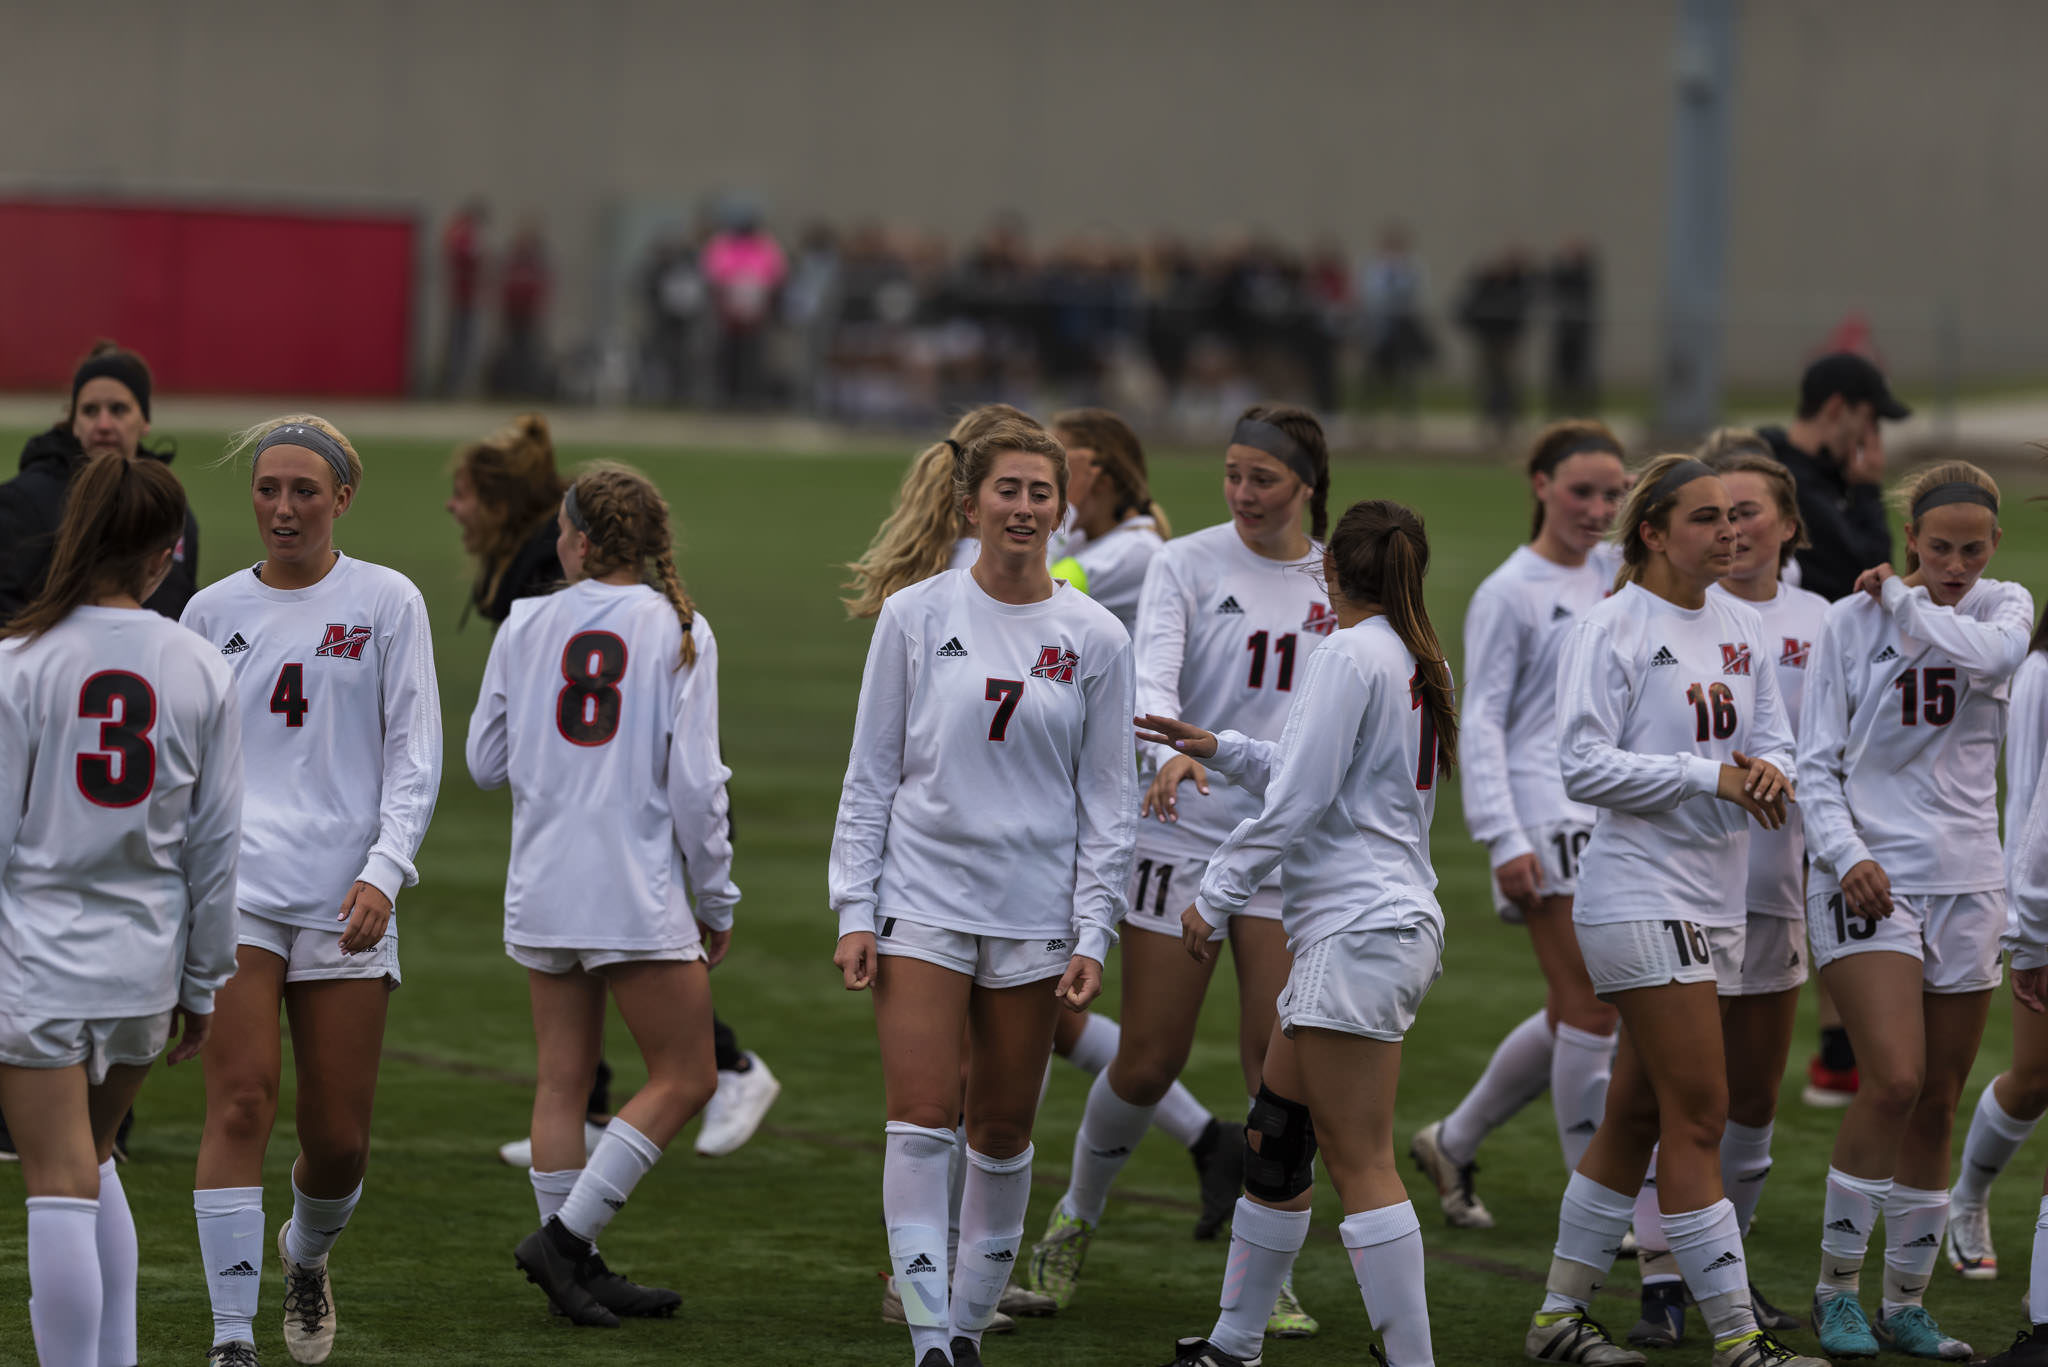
[474,517,563,624]
[0,425,202,624]
[1758,427,1891,602]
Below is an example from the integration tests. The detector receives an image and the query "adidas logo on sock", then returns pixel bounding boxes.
[1704,1251,1740,1271]
[1552,604,1573,620]
[1092,1145,1132,1159]
[984,1249,1015,1263]
[1973,1161,2001,1175]
[937,637,968,657]
[1567,1119,1599,1134]
[1874,644,1900,662]
[1738,1168,1771,1183]
[1650,646,1679,667]
[218,1260,260,1277]
[1826,1217,1860,1234]
[905,1253,937,1275]
[221,632,250,655]
[1906,1232,1940,1248]
[602,1197,625,1211]
[1217,596,1243,614]
[310,1225,346,1236]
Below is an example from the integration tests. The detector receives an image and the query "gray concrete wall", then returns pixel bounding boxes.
[3,0,2042,390]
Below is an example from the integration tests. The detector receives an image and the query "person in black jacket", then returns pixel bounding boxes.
[0,342,200,625]
[1758,352,1908,604]
[445,414,783,1163]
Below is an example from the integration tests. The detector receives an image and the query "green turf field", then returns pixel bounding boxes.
[4,425,2047,1366]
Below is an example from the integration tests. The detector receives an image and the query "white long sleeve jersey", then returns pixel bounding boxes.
[1194,616,1443,953]
[181,555,442,928]
[828,570,1137,965]
[1557,581,1795,929]
[1458,545,1614,866]
[1709,581,1831,917]
[1068,515,1164,638]
[0,608,243,1017]
[1133,523,1332,863]
[1797,574,2031,895]
[466,581,738,947]
[2003,651,2048,951]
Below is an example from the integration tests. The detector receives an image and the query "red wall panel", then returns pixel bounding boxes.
[0,198,415,397]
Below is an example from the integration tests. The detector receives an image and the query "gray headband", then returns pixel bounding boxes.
[1642,457,1717,508]
[562,483,588,531]
[254,423,353,490]
[1911,481,1998,520]
[1230,417,1318,488]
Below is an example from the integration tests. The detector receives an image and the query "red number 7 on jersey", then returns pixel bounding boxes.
[985,678,1024,742]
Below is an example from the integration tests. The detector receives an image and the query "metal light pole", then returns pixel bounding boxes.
[1655,0,1737,442]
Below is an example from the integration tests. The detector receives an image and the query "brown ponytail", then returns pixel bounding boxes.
[1328,499,1457,776]
[452,413,566,614]
[1238,402,1330,539]
[565,462,699,668]
[1,452,187,641]
[1054,407,1171,538]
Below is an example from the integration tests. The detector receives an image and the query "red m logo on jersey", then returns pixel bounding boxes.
[315,624,373,661]
[1780,637,1810,669]
[1720,642,1751,676]
[1302,603,1337,637]
[1030,645,1079,685]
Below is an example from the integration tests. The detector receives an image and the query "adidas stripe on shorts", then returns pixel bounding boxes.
[873,915,1074,987]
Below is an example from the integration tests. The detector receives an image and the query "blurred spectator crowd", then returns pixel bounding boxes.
[441,201,1603,432]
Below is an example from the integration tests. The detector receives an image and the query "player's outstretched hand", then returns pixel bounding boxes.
[1494,853,1542,916]
[1853,563,1896,600]
[166,1006,212,1065]
[1055,955,1102,1011]
[834,931,877,991]
[337,881,392,954]
[1179,903,1216,963]
[697,921,731,967]
[1716,762,1786,830]
[1841,859,1895,920]
[1135,714,1218,759]
[2014,966,2048,1015]
[1142,754,1210,823]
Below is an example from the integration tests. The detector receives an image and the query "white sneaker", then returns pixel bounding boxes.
[881,1274,1014,1333]
[1945,1194,1997,1279]
[496,1121,606,1168]
[277,1225,336,1364]
[696,1052,781,1156]
[1408,1120,1494,1229]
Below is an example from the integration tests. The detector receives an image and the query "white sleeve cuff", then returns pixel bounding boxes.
[1074,925,1114,967]
[1881,574,1910,612]
[836,904,876,940]
[357,851,414,905]
[178,984,217,1015]
[1205,731,1252,780]
[1193,894,1232,930]
[1487,830,1535,870]
[1682,755,1723,799]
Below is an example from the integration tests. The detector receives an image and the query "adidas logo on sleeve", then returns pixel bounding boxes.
[936,637,967,657]
[1216,596,1243,614]
[221,632,250,655]
[1649,646,1679,667]
[1551,604,1573,621]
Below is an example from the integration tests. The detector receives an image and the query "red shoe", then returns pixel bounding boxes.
[1802,1055,1858,1108]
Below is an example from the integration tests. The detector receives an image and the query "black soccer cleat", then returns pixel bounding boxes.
[583,1250,681,1318]
[917,1352,951,1367]
[1748,1280,1800,1333]
[1158,1336,1262,1367]
[1190,1118,1244,1240]
[207,1343,261,1367]
[1628,1281,1686,1348]
[513,1217,620,1328]
[951,1336,986,1367]
[1988,1324,2048,1365]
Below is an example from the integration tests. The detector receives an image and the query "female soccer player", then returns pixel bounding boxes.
[1026,405,1332,1335]
[1047,407,1168,636]
[183,415,443,1367]
[1139,497,1457,1367]
[0,452,241,1367]
[830,416,1137,1367]
[1627,433,1828,1347]
[1796,460,2030,1362]
[1520,454,1814,1367]
[1943,604,2048,1286]
[467,461,737,1327]
[1413,420,1628,1229]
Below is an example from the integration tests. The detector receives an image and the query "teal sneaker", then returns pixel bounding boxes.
[1876,1304,1972,1360]
[1812,1291,1879,1359]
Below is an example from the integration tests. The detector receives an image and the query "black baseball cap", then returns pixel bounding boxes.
[1800,352,1910,421]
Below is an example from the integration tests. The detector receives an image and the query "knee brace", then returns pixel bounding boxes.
[1242,1085,1317,1202]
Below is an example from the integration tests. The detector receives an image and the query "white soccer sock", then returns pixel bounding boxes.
[1065,1013,1121,1074]
[883,1121,956,1362]
[1665,1199,1754,1343]
[1541,1171,1635,1314]
[1817,1166,1891,1300]
[529,1167,578,1224]
[1719,1121,1774,1237]
[1156,1082,1217,1150]
[1552,1022,1615,1172]
[194,1186,264,1346]
[1880,1183,1948,1315]
[1341,1201,1433,1366]
[557,1116,661,1245]
[1633,1148,1677,1284]
[1955,1082,2039,1208]
[284,1175,362,1267]
[28,1196,101,1367]
[1209,1198,1309,1360]
[948,1124,966,1273]
[1439,1008,1554,1166]
[2030,1196,2048,1327]
[1060,1071,1157,1225]
[96,1160,138,1367]
[950,1145,1033,1347]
